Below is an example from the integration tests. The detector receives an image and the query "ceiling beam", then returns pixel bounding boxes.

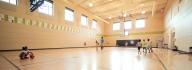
[152,0,156,16]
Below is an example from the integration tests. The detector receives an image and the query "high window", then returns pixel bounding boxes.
[0,0,17,5]
[92,19,97,29]
[135,19,145,28]
[65,7,74,22]
[124,21,132,29]
[113,23,120,31]
[81,15,88,26]
[38,0,53,16]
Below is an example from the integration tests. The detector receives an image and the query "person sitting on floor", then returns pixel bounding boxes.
[19,46,35,60]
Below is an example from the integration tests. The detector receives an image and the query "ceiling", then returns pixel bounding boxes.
[68,0,168,20]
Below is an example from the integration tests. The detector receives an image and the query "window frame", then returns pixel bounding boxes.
[124,21,132,30]
[112,22,121,31]
[135,19,145,29]
[0,0,17,5]
[92,19,97,29]
[64,7,74,22]
[81,14,88,26]
[38,0,53,16]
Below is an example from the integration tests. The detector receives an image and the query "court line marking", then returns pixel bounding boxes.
[153,52,168,70]
[0,48,168,70]
[0,54,21,70]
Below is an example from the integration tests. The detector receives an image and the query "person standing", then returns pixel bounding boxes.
[100,36,104,50]
[84,42,86,47]
[142,39,147,54]
[136,39,142,54]
[125,42,128,47]
[147,39,153,53]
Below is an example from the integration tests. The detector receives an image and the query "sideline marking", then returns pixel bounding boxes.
[153,53,168,70]
[0,54,21,70]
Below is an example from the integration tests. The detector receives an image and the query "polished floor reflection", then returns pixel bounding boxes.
[0,47,192,70]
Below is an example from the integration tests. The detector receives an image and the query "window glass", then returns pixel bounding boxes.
[124,21,132,29]
[135,19,145,28]
[81,15,88,26]
[113,23,120,30]
[38,1,53,16]
[1,0,17,5]
[65,7,74,22]
[92,20,97,28]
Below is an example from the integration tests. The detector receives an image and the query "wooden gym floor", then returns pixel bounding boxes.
[0,47,192,70]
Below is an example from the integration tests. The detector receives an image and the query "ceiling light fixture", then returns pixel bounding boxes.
[108,16,112,19]
[89,3,93,7]
[141,11,146,14]
[123,14,127,17]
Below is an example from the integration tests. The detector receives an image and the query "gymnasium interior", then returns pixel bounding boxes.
[0,0,192,70]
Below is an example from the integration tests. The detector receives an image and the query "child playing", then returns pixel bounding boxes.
[147,39,153,53]
[142,39,147,54]
[19,46,35,60]
[136,39,142,54]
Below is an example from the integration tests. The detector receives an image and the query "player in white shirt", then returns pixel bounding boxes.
[136,39,142,54]
[147,39,153,53]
